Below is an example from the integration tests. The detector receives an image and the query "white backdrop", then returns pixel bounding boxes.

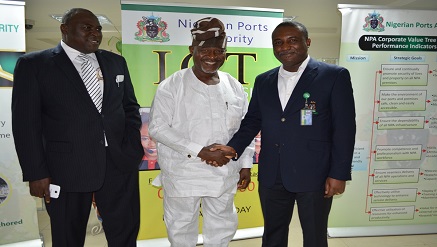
[328,5,437,237]
[0,1,41,246]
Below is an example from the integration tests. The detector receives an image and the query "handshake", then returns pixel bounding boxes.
[198,144,237,167]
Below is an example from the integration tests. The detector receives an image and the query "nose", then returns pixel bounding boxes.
[150,141,156,148]
[279,43,291,51]
[203,50,217,57]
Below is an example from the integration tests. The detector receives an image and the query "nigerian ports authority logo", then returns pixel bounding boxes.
[363,11,385,32]
[135,14,170,42]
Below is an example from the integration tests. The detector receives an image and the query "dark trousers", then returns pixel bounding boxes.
[46,152,140,247]
[258,175,332,247]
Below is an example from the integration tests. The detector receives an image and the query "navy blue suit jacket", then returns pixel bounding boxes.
[12,44,143,192]
[228,58,356,192]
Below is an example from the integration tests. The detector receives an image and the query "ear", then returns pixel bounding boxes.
[189,46,194,54]
[60,24,67,35]
[306,38,311,47]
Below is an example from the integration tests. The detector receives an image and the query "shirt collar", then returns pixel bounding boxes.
[279,55,310,78]
[61,40,97,62]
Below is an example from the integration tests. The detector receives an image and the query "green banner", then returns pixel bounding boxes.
[121,2,283,242]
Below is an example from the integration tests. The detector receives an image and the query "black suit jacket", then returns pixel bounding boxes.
[12,44,143,192]
[228,58,356,192]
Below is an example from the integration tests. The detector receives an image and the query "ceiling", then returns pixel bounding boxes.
[21,0,437,53]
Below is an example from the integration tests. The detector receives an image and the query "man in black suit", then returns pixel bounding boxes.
[214,21,356,247]
[12,8,143,246]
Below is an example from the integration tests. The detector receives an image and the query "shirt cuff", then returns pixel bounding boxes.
[187,142,203,159]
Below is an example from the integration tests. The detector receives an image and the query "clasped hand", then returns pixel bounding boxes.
[198,143,236,167]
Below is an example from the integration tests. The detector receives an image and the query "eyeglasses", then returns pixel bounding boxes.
[197,48,226,56]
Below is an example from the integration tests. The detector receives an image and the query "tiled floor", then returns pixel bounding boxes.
[37,207,437,247]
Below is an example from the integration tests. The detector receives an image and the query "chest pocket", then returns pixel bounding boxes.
[225,98,244,133]
[220,75,246,134]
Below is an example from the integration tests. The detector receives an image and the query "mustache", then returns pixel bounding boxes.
[278,51,296,56]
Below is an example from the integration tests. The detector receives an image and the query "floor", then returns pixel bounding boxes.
[37,207,437,247]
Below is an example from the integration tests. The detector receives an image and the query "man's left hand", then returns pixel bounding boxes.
[238,168,251,189]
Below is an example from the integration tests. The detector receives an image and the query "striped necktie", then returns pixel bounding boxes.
[78,53,102,112]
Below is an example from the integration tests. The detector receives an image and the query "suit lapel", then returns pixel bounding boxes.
[284,58,319,113]
[265,68,283,110]
[52,44,98,110]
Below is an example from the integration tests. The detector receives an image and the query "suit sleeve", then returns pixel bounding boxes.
[227,75,262,159]
[329,68,356,180]
[120,57,143,158]
[12,56,50,181]
[121,58,142,131]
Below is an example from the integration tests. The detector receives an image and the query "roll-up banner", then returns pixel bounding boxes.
[328,5,437,237]
[121,1,283,244]
[0,0,41,246]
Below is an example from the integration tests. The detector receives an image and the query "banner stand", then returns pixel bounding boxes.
[121,2,283,241]
[137,227,263,246]
[0,239,43,247]
[328,4,437,237]
[329,224,437,238]
[0,0,41,245]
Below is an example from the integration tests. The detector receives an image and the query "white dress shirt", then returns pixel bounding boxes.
[278,55,310,110]
[61,40,104,96]
[149,68,254,197]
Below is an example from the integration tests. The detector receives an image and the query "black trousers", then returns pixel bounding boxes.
[258,175,332,247]
[46,152,140,247]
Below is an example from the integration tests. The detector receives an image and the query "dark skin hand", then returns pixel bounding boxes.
[200,143,237,166]
[29,177,51,203]
[209,144,237,158]
[238,168,251,189]
[198,145,231,167]
[324,177,346,198]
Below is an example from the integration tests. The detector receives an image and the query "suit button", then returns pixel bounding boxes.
[188,154,191,158]
[281,118,286,122]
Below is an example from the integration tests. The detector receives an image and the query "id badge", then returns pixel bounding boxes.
[301,109,313,126]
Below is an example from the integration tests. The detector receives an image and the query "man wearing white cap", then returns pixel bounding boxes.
[149,17,254,247]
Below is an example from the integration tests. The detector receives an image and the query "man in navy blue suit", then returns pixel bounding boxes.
[213,21,356,247]
[12,8,143,246]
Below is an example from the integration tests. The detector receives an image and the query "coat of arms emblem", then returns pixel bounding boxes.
[135,15,170,42]
[363,11,385,32]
